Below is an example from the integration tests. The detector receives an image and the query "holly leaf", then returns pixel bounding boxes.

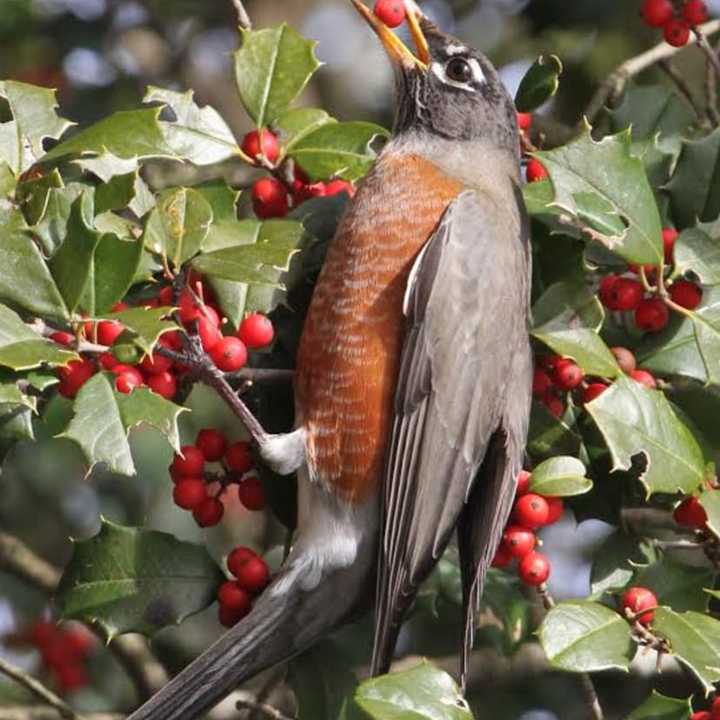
[275,107,334,151]
[590,530,644,597]
[674,227,720,285]
[532,327,621,379]
[534,128,663,265]
[627,692,692,720]
[143,187,213,269]
[515,55,562,113]
[111,306,178,355]
[529,456,592,496]
[56,520,222,639]
[75,151,139,181]
[235,24,320,128]
[0,304,76,370]
[653,608,720,693]
[634,556,715,612]
[354,661,472,720]
[0,81,74,175]
[527,402,583,459]
[144,87,240,166]
[29,182,86,256]
[532,279,604,331]
[699,489,720,539]
[538,600,634,672]
[585,376,705,496]
[287,121,389,181]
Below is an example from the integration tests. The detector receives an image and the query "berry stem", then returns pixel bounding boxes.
[230,0,252,30]
[693,25,720,87]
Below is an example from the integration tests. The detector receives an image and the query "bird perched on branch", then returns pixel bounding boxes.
[128,2,531,718]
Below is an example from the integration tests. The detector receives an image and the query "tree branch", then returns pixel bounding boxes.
[231,0,252,29]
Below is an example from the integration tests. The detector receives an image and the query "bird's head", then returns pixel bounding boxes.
[351,0,518,157]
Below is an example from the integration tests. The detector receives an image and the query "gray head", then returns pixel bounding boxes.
[352,2,518,155]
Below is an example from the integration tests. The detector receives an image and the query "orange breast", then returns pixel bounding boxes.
[295,153,463,503]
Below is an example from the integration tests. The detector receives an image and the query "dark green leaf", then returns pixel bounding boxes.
[634,555,714,612]
[627,692,692,720]
[111,306,178,355]
[674,228,720,285]
[86,235,144,315]
[515,55,563,113]
[533,328,620,378]
[532,279,604,331]
[275,107,334,151]
[590,530,642,597]
[529,456,592,496]
[527,401,583,459]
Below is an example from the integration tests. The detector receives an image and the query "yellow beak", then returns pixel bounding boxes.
[350,0,430,70]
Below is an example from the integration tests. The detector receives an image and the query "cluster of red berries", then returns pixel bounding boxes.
[516,112,550,184]
[241,129,354,220]
[51,275,275,399]
[24,620,95,694]
[217,546,270,627]
[641,0,708,47]
[491,470,561,586]
[170,428,265,528]
[533,346,656,418]
[691,698,720,720]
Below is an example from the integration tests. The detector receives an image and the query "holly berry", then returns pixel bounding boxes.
[609,278,644,311]
[62,624,95,659]
[55,662,88,693]
[373,0,405,27]
[712,697,720,717]
[238,313,274,349]
[58,358,96,398]
[665,18,691,46]
[196,428,228,462]
[526,158,548,183]
[218,581,251,616]
[553,359,584,391]
[542,391,564,418]
[599,274,621,310]
[641,0,674,26]
[115,369,143,394]
[514,493,550,529]
[198,314,222,352]
[225,441,253,473]
[50,331,75,347]
[29,621,57,648]
[252,177,289,219]
[662,227,678,263]
[238,477,266,511]
[241,129,280,163]
[516,470,531,496]
[97,320,125,346]
[147,371,177,399]
[630,369,657,389]
[325,179,355,197]
[620,586,658,625]
[171,445,206,478]
[173,478,207,510]
[611,346,637,374]
[227,546,257,577]
[532,368,553,397]
[518,552,551,586]
[158,285,174,305]
[546,497,564,524]
[670,279,702,310]
[491,544,513,568]
[690,712,711,720]
[140,352,173,375]
[673,496,708,529]
[210,337,248,372]
[218,604,247,628]
[583,383,608,403]
[517,112,532,132]
[234,556,270,593]
[193,497,224,527]
[683,0,709,25]
[635,298,669,332]
[502,525,536,558]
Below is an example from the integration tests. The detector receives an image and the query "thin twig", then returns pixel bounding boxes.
[236,699,294,720]
[0,657,77,720]
[231,0,252,29]
[226,368,295,385]
[658,59,703,120]
[693,25,720,82]
[0,533,60,592]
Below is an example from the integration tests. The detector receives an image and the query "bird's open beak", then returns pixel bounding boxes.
[350,0,430,71]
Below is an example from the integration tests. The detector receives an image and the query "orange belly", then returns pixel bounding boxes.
[295,153,463,503]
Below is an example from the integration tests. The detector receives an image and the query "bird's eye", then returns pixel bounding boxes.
[446,58,473,83]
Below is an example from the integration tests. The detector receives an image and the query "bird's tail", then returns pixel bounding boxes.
[126,559,367,720]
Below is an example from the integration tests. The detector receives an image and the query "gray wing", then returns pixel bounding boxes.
[370,189,531,676]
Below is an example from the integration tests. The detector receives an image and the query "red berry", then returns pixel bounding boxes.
[546,497,564,524]
[630,369,657,389]
[502,525,536,558]
[29,621,58,648]
[178,289,203,324]
[553,359,584,391]
[324,179,355,198]
[140,352,173,375]
[610,278,644,311]
[491,544,513,568]
[196,428,228,462]
[55,663,88,693]
[674,496,708,528]
[112,301,129,312]
[514,494,550,529]
[193,497,224,527]
[50,331,74,347]
[670,280,702,310]
[171,445,205,477]
[111,364,143,383]
[115,370,142,394]
[665,18,691,46]
[583,383,608,403]
[635,298,669,332]
[241,129,280,163]
[526,158,548,183]
[158,285,174,305]
[641,0,674,26]
[210,337,248,372]
[173,478,207,510]
[198,315,222,352]
[225,441,253,474]
[98,352,118,370]
[620,586,658,625]
[238,313,274,349]
[238,476,266,511]
[58,358,96,398]
[662,227,678,263]
[218,603,248,627]
[532,368,553,397]
[293,180,327,205]
[159,331,183,351]
[61,624,95,660]
[599,274,621,310]
[683,0,709,25]
[227,546,257,577]
[147,371,177,399]
[517,112,532,132]
[97,320,125,346]
[373,0,405,27]
[218,580,251,613]
[691,712,711,720]
[517,470,531,496]
[712,697,720,717]
[252,177,289,219]
[542,391,564,418]
[235,556,270,593]
[518,552,551,586]
[611,346,637,374]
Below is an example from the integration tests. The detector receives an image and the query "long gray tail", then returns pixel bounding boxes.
[127,560,369,720]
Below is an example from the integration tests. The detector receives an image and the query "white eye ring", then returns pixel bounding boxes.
[430,57,485,91]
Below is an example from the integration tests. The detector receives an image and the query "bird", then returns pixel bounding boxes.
[127,3,531,718]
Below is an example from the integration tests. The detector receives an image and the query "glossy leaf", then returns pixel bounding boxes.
[56,520,222,639]
[590,531,643,597]
[532,327,620,378]
[275,107,334,151]
[634,556,714,612]
[674,227,720,285]
[111,306,178,355]
[529,456,592,496]
[532,279,604,332]
[626,692,692,720]
[515,55,563,113]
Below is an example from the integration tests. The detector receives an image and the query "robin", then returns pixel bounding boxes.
[128,2,531,718]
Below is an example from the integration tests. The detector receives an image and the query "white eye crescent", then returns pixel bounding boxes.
[431,57,485,91]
